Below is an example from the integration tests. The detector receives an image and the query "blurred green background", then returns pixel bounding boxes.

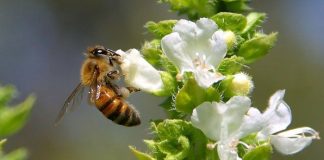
[0,0,323,159]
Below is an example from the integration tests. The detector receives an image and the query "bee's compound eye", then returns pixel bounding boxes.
[93,49,107,56]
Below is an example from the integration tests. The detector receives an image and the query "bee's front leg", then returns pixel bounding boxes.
[106,70,120,80]
[126,87,140,93]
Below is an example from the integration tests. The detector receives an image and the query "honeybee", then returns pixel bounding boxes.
[55,45,140,127]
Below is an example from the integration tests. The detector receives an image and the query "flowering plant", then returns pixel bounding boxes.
[117,0,319,159]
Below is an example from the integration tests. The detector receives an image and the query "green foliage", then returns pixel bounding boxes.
[141,40,177,75]
[0,96,35,137]
[0,86,16,109]
[160,0,216,20]
[243,144,272,160]
[145,20,178,39]
[160,0,251,20]
[211,12,247,32]
[241,12,266,37]
[160,97,185,119]
[129,146,156,160]
[0,149,28,160]
[131,120,208,160]
[175,78,221,113]
[237,32,278,63]
[152,71,177,97]
[0,85,35,160]
[218,55,246,75]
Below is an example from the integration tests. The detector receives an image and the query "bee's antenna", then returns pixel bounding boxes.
[106,48,120,56]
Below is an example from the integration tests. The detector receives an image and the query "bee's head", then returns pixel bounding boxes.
[87,45,120,59]
[87,45,108,57]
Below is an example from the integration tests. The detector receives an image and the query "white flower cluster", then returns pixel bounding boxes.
[118,18,230,92]
[117,18,319,160]
[191,90,320,160]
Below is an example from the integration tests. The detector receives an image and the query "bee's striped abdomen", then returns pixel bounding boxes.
[95,86,140,127]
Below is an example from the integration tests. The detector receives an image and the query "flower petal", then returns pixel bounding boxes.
[258,90,292,139]
[270,127,319,155]
[191,96,251,141]
[161,32,194,73]
[191,101,222,141]
[217,142,242,160]
[117,49,163,92]
[222,96,251,139]
[195,18,218,40]
[193,67,224,88]
[207,30,227,66]
[235,107,263,139]
[173,19,197,41]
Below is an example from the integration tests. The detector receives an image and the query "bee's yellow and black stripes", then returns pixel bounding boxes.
[94,86,140,126]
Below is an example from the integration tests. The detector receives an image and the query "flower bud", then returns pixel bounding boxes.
[220,72,254,99]
[223,31,236,50]
[231,72,254,96]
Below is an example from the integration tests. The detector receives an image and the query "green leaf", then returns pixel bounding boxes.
[211,12,247,32]
[218,55,246,75]
[160,97,186,119]
[237,32,278,63]
[129,146,156,160]
[222,0,251,13]
[0,85,16,109]
[141,40,177,75]
[145,20,177,39]
[0,148,28,160]
[241,12,266,36]
[160,0,216,20]
[144,140,166,160]
[0,96,36,137]
[0,139,6,151]
[153,120,208,160]
[175,78,220,113]
[141,40,163,67]
[206,147,219,160]
[152,72,177,97]
[243,144,272,160]
[157,136,190,160]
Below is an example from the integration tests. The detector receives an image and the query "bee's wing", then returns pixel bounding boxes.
[54,83,85,126]
[89,69,100,105]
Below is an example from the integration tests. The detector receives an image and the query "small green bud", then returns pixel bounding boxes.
[223,30,237,50]
[231,72,254,95]
[220,72,253,99]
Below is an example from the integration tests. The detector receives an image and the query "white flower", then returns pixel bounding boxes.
[257,90,320,155]
[116,49,164,93]
[191,96,263,160]
[161,18,227,88]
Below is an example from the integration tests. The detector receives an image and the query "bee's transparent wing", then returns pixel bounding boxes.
[89,69,100,105]
[54,83,85,126]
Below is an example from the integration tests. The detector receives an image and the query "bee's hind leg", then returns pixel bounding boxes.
[117,87,140,98]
